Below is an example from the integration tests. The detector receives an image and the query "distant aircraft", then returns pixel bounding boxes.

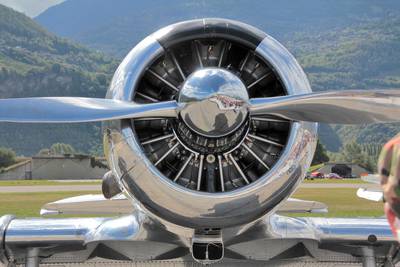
[1,18,400,266]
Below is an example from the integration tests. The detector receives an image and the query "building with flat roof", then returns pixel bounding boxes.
[314,162,369,177]
[0,155,108,180]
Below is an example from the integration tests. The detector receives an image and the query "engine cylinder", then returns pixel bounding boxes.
[103,18,317,229]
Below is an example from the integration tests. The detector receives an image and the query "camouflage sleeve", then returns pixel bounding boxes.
[379,138,394,185]
[379,134,400,195]
[391,144,400,184]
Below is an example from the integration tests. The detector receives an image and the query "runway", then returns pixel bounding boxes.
[300,183,380,189]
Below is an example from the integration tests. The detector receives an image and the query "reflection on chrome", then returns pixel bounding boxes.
[209,95,246,111]
[178,68,249,137]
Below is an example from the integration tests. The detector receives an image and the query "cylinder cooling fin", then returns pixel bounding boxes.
[132,21,290,193]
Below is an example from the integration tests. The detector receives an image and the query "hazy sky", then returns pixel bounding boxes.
[0,0,64,17]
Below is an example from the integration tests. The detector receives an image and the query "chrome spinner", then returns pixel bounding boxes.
[178,67,249,137]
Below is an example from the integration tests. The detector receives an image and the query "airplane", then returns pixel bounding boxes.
[1,18,400,267]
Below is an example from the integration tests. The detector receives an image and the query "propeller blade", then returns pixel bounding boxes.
[249,89,400,124]
[0,97,178,123]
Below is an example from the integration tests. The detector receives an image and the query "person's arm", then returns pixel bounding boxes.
[379,137,400,207]
[379,135,400,240]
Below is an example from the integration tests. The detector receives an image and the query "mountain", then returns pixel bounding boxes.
[289,15,400,91]
[35,0,400,151]
[0,4,118,155]
[289,16,400,151]
[0,0,64,17]
[36,0,400,58]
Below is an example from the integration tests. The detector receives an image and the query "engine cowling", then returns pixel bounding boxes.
[103,18,317,229]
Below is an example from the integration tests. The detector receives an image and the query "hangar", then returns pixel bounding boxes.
[314,162,370,177]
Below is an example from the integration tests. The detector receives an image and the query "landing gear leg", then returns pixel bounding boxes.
[362,246,376,267]
[25,248,39,267]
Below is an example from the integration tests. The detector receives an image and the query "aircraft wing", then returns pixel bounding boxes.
[40,195,328,216]
[357,188,384,202]
[40,194,133,216]
[8,195,399,266]
[356,174,384,202]
[1,213,398,266]
[278,198,328,213]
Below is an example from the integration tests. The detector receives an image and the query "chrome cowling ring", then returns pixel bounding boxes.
[103,18,317,229]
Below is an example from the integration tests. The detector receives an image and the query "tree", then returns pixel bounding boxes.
[312,140,330,165]
[335,141,376,172]
[96,73,107,86]
[51,63,61,74]
[0,147,16,168]
[360,143,382,170]
[50,143,76,155]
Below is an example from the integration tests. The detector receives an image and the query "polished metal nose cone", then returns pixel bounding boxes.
[178,68,249,137]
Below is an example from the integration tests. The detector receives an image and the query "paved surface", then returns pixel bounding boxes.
[300,183,380,189]
[0,183,380,193]
[53,179,101,183]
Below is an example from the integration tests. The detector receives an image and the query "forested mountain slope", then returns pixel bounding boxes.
[0,4,117,155]
[36,0,400,58]
[288,17,400,150]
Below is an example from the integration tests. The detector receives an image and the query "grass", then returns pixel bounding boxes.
[0,188,383,218]
[290,188,384,217]
[302,178,367,184]
[0,191,100,217]
[0,180,101,186]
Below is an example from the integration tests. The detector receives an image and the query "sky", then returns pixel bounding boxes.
[0,0,64,17]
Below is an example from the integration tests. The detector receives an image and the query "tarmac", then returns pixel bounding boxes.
[300,183,380,189]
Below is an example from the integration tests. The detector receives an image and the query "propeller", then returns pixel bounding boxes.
[1,89,399,124]
[0,97,178,123]
[250,89,400,124]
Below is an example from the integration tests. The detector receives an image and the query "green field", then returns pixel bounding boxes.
[291,188,383,217]
[0,180,101,186]
[0,191,100,217]
[0,187,384,218]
